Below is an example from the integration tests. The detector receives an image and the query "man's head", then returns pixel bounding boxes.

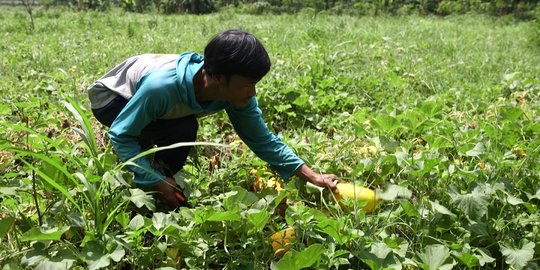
[203,29,271,82]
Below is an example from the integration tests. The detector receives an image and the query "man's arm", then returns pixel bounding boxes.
[226,97,337,191]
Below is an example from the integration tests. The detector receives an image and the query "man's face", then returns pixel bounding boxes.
[220,74,259,108]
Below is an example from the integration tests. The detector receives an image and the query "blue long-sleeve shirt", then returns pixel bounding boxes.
[88,52,304,185]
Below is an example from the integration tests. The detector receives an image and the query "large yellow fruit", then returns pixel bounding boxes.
[336,183,377,213]
[270,228,295,256]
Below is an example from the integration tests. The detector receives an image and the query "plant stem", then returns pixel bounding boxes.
[31,170,43,226]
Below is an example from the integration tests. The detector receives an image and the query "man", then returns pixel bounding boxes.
[88,29,337,209]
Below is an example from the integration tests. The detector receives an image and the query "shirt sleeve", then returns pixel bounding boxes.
[225,97,304,179]
[108,71,175,186]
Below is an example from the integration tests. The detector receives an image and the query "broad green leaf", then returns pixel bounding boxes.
[424,135,452,149]
[207,211,241,222]
[506,194,524,205]
[0,216,15,239]
[223,187,259,211]
[359,242,402,270]
[449,188,488,221]
[430,201,456,218]
[83,241,111,270]
[475,248,495,266]
[0,187,18,196]
[500,107,523,122]
[500,241,535,270]
[420,101,443,117]
[275,244,325,270]
[455,252,479,268]
[417,244,455,270]
[316,218,347,244]
[377,136,398,153]
[371,242,392,259]
[384,237,409,258]
[0,104,10,115]
[21,243,48,267]
[35,247,77,270]
[372,115,400,133]
[295,244,326,268]
[393,147,409,166]
[21,227,69,242]
[247,210,271,233]
[526,188,540,200]
[115,212,130,228]
[377,184,412,201]
[152,212,171,231]
[109,245,125,262]
[128,188,155,210]
[129,214,145,231]
[465,142,484,157]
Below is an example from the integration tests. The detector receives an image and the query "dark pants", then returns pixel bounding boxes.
[92,95,198,178]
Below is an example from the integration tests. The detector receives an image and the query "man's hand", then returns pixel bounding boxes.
[295,164,338,193]
[152,177,181,209]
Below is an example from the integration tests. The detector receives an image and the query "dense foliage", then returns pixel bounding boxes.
[31,0,540,17]
[1,7,539,269]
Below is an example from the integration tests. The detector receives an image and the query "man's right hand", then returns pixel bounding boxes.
[153,177,182,209]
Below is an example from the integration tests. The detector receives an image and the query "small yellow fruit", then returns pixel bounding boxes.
[270,228,295,257]
[477,161,486,169]
[267,177,283,192]
[336,183,377,213]
[166,247,180,259]
[367,145,377,156]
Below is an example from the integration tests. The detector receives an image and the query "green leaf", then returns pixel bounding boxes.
[506,194,524,205]
[316,218,347,244]
[275,244,325,270]
[152,212,172,231]
[129,214,145,231]
[449,187,488,221]
[128,188,155,211]
[371,242,392,259]
[417,244,455,270]
[372,114,400,133]
[424,135,453,149]
[377,136,398,153]
[83,241,111,270]
[0,216,16,239]
[359,242,402,270]
[0,104,11,115]
[207,211,241,222]
[109,245,125,262]
[465,142,484,157]
[393,147,409,166]
[21,243,48,267]
[0,187,18,196]
[295,244,325,268]
[36,247,77,270]
[455,252,479,268]
[475,248,495,266]
[377,184,412,201]
[430,200,456,218]
[247,210,271,233]
[500,241,535,270]
[500,107,523,122]
[21,227,69,242]
[223,187,259,211]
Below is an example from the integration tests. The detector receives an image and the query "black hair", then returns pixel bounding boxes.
[204,29,271,81]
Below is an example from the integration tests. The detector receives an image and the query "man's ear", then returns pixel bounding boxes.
[201,68,214,87]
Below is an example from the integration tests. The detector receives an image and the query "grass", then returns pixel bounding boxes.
[0,6,539,269]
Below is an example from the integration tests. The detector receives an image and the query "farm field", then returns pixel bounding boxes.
[1,6,539,269]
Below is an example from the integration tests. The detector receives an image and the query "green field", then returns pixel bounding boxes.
[1,6,539,269]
